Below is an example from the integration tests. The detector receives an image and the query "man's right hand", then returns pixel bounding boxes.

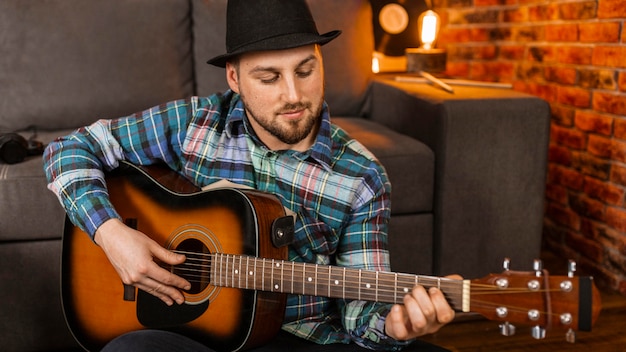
[94,218,192,306]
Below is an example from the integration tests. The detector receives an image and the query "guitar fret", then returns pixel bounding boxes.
[375,271,379,302]
[245,256,250,290]
[231,255,236,288]
[394,272,398,303]
[255,259,266,290]
[271,259,275,292]
[314,264,318,297]
[343,268,346,299]
[290,261,294,294]
[208,253,465,310]
[358,269,362,301]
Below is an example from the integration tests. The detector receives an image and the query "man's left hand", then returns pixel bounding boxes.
[384,275,462,340]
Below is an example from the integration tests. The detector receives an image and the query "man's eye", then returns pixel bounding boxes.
[297,70,313,78]
[260,75,279,84]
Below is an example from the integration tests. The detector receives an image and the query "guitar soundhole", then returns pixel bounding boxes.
[174,238,211,295]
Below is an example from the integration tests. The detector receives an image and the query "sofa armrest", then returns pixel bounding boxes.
[364,78,551,278]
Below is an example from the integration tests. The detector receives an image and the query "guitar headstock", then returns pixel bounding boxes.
[469,258,602,343]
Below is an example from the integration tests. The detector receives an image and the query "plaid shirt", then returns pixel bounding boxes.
[44,91,411,350]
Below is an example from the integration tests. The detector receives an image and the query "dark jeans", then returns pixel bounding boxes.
[101,330,450,352]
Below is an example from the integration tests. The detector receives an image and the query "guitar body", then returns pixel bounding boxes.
[61,162,291,352]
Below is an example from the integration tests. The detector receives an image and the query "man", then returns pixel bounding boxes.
[44,0,457,351]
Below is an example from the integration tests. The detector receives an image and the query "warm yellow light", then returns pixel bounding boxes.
[418,10,440,50]
[372,56,380,73]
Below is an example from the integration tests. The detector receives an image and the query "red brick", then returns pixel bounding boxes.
[559,1,597,20]
[512,25,544,42]
[474,0,507,6]
[439,28,472,45]
[579,69,617,90]
[514,82,557,101]
[548,164,585,190]
[574,152,611,180]
[529,4,559,21]
[579,22,620,43]
[557,46,593,65]
[592,46,626,68]
[517,62,544,82]
[557,86,591,108]
[546,24,579,42]
[612,139,626,163]
[575,110,613,136]
[593,92,626,115]
[588,134,612,158]
[504,7,529,23]
[470,28,491,42]
[528,45,558,63]
[614,117,626,140]
[551,104,576,126]
[606,206,626,232]
[545,183,569,204]
[607,249,626,273]
[469,61,515,81]
[598,0,626,18]
[444,61,469,77]
[551,124,587,149]
[598,225,626,253]
[584,176,625,206]
[619,72,626,92]
[570,193,606,221]
[611,164,626,187]
[500,45,526,60]
[549,144,573,166]
[545,66,577,85]
[546,203,581,230]
[580,218,598,239]
[565,231,603,261]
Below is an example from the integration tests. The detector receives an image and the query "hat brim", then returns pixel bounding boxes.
[207,30,341,67]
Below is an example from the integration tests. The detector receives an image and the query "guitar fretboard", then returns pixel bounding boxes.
[210,253,470,311]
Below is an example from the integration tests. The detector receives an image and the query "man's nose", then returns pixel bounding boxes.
[282,75,302,102]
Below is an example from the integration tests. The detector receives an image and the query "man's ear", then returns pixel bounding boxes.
[225,62,240,94]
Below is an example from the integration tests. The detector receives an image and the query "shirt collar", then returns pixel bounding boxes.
[222,90,335,172]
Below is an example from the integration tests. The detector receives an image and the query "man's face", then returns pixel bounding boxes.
[225,44,325,151]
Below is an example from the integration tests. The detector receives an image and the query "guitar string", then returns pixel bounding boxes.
[164,251,571,317]
[162,252,466,305]
[168,251,566,296]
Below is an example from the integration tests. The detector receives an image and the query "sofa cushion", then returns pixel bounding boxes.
[192,0,375,116]
[0,0,194,132]
[333,117,434,215]
[0,240,79,351]
[0,130,72,242]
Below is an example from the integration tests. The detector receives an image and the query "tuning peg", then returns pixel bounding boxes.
[568,260,577,278]
[531,325,546,340]
[566,328,576,343]
[499,321,516,336]
[533,259,543,277]
[503,258,511,271]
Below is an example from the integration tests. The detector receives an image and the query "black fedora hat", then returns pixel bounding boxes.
[207,0,341,67]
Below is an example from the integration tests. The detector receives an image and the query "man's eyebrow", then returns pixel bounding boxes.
[249,54,318,74]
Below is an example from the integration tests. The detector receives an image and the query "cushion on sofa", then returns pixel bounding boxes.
[333,117,434,215]
[192,0,375,117]
[0,0,194,132]
[0,130,73,242]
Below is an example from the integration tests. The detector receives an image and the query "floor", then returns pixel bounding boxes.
[418,250,626,351]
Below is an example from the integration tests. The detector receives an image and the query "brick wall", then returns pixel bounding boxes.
[433,0,626,294]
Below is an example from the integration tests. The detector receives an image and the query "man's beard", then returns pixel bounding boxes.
[244,99,322,146]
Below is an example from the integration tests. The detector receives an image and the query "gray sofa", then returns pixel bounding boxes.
[0,0,550,350]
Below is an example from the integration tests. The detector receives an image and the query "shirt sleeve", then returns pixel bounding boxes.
[43,98,197,239]
[335,162,415,350]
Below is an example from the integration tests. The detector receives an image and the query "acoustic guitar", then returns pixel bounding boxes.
[61,162,601,351]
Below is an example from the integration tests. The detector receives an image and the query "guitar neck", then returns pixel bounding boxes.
[210,253,470,312]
